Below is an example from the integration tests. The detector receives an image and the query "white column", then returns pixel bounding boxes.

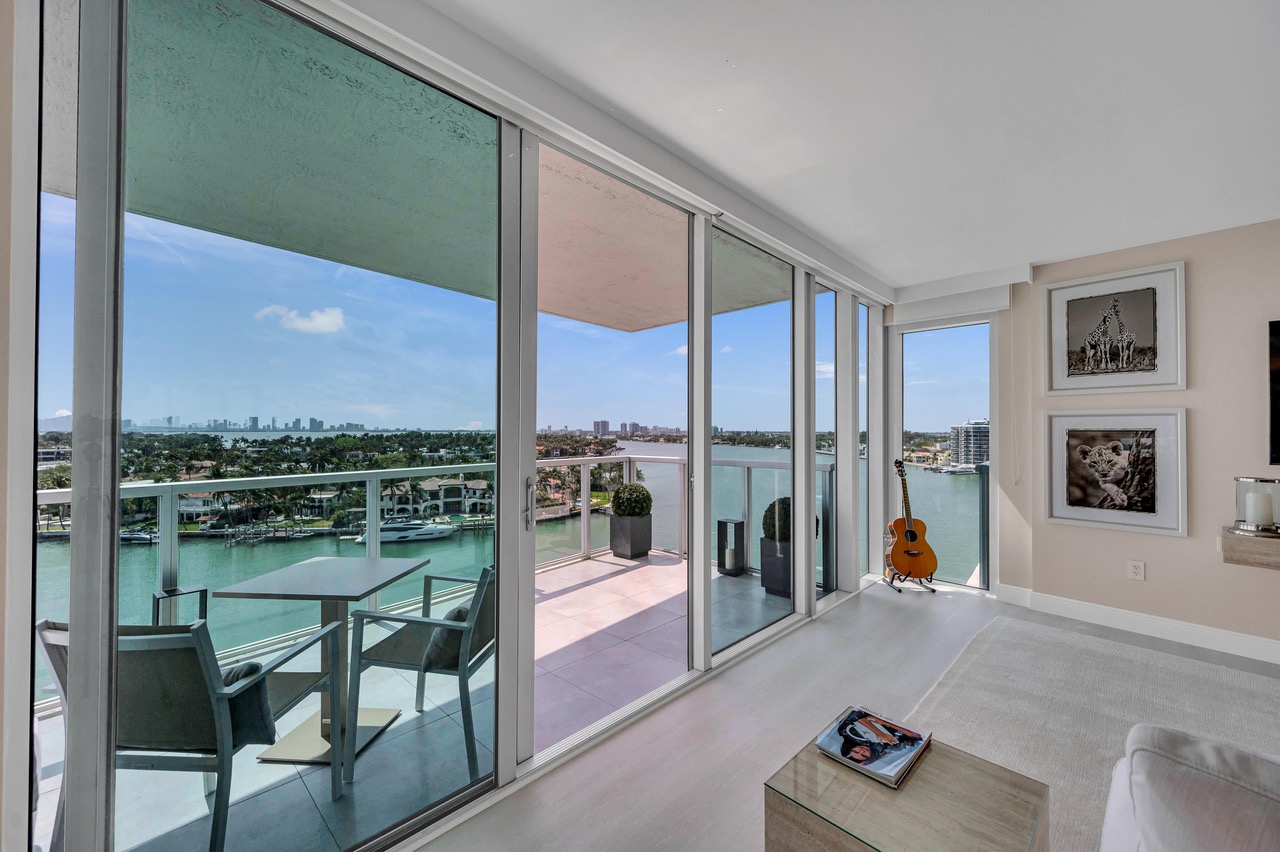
[791,270,815,617]
[869,304,890,573]
[67,0,127,845]
[2,0,40,845]
[688,215,713,672]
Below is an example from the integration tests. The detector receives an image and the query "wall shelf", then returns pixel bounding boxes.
[1221,526,1280,571]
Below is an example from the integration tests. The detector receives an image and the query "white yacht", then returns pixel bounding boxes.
[356,518,455,544]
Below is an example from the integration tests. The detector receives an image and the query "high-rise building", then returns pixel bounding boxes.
[309,417,324,431]
[248,416,259,430]
[592,419,610,436]
[950,419,990,466]
[292,418,302,430]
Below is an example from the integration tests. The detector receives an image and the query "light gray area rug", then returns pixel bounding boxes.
[907,616,1280,852]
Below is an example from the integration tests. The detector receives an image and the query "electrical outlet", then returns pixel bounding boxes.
[1126,560,1146,581]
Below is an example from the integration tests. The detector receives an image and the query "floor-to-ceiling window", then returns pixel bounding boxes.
[95,0,501,847]
[531,142,691,752]
[29,1,899,847]
[899,322,990,589]
[708,230,794,652]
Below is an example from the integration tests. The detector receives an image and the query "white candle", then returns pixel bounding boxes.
[724,547,737,568]
[1245,492,1274,526]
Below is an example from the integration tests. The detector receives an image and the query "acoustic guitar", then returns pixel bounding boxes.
[883,459,938,593]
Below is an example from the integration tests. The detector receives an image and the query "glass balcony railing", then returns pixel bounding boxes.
[32,463,495,709]
[33,451,859,715]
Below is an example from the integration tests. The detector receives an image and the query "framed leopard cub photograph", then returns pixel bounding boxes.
[1046,410,1186,536]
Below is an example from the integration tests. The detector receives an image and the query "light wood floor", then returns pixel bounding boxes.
[424,581,1280,852]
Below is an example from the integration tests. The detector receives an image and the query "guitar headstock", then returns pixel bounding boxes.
[893,459,905,478]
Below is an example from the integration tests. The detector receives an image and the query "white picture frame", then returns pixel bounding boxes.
[1045,262,1185,394]
[1045,409,1187,536]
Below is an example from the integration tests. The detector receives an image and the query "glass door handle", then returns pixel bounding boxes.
[525,477,535,531]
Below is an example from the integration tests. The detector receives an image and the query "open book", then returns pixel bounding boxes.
[815,706,931,788]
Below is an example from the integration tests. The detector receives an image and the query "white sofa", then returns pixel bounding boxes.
[1100,725,1280,852]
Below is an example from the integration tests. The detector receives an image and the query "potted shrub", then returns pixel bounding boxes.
[759,497,819,597]
[609,483,653,559]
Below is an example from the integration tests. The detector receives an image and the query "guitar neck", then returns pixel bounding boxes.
[900,475,914,529]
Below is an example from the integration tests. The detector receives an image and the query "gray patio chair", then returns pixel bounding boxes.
[345,566,495,783]
[35,618,344,852]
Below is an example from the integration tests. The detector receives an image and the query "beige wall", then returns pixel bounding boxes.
[998,218,1280,640]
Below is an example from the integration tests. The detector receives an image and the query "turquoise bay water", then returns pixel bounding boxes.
[898,466,983,585]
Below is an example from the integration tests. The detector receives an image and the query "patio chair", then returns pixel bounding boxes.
[35,619,344,852]
[345,566,495,783]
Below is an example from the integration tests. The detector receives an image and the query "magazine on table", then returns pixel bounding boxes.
[815,706,931,788]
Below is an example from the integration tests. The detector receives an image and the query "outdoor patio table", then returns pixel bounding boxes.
[214,555,429,764]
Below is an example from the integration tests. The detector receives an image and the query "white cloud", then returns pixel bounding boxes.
[816,361,835,379]
[669,344,689,356]
[463,420,484,430]
[255,304,346,334]
[719,345,733,353]
[55,408,72,417]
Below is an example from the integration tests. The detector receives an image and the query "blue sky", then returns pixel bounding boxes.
[39,193,984,433]
[902,324,990,432]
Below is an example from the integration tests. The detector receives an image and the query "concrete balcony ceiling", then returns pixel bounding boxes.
[40,0,791,333]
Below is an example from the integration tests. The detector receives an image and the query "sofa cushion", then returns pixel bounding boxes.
[1126,724,1280,852]
[1100,757,1138,852]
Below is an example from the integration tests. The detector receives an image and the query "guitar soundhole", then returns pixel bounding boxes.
[904,529,918,544]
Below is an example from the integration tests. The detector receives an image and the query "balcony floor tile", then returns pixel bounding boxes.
[534,673,618,752]
[305,714,493,849]
[127,774,338,852]
[551,642,688,709]
[571,596,683,640]
[535,616,626,670]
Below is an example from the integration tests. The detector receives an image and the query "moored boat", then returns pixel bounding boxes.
[356,518,455,544]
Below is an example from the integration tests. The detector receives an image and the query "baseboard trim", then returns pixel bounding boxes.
[992,583,1031,607]
[1003,590,1280,666]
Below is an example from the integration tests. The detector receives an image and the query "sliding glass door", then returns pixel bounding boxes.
[46,0,504,848]
[528,141,692,754]
[708,230,794,652]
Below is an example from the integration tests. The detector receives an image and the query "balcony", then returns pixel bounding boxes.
[32,453,821,849]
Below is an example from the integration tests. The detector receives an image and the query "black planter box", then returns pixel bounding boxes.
[610,514,652,559]
[759,537,791,597]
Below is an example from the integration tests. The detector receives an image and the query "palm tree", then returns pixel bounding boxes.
[408,479,428,517]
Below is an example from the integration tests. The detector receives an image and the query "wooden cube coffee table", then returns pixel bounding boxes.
[766,735,1049,851]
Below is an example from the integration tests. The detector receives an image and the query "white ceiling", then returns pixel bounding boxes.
[422,0,1280,288]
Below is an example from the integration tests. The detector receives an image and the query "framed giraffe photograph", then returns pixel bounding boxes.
[1045,262,1185,394]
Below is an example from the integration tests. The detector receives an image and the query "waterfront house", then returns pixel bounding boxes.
[379,478,494,518]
